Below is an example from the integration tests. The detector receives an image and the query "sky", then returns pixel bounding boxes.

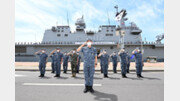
[15,0,164,42]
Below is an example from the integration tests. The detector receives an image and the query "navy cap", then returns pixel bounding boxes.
[87,38,92,41]
[56,47,60,49]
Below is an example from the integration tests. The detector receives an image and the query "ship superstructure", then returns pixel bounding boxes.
[15,9,164,62]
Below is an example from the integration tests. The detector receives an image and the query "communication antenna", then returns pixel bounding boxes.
[106,9,110,25]
[67,11,69,26]
[62,19,63,25]
[114,5,118,13]
[34,33,37,43]
[56,21,58,26]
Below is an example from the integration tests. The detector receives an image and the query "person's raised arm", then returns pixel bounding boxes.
[67,50,73,56]
[35,50,41,55]
[110,53,112,57]
[49,49,56,56]
[118,51,121,56]
[132,49,137,54]
[77,42,87,52]
[98,52,102,57]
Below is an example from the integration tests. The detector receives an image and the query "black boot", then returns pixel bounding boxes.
[89,86,94,93]
[83,85,89,93]
[139,74,144,78]
[76,71,79,73]
[122,74,126,78]
[57,74,60,77]
[104,74,106,78]
[54,74,60,77]
[124,74,127,78]
[127,70,129,73]
[39,74,43,77]
[51,71,55,73]
[104,74,108,78]
[137,74,141,78]
[41,74,44,77]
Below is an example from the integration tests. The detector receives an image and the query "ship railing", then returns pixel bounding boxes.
[15,41,163,45]
[15,41,77,45]
[122,41,163,45]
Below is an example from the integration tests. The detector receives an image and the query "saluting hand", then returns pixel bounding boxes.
[83,41,87,45]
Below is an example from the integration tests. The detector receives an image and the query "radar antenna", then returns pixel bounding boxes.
[156,33,164,43]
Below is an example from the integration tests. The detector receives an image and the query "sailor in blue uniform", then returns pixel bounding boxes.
[98,50,110,78]
[50,47,63,77]
[76,52,81,73]
[110,52,118,73]
[118,49,128,78]
[126,52,131,73]
[77,39,97,93]
[63,52,69,73]
[100,51,103,73]
[50,53,56,73]
[132,49,144,78]
[35,49,48,77]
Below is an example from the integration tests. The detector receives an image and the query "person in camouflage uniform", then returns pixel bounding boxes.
[68,49,79,77]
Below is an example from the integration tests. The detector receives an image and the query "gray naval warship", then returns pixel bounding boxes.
[15,7,164,62]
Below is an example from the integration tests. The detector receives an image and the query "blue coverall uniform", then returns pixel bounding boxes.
[134,53,143,75]
[77,55,81,73]
[37,53,48,75]
[80,46,97,86]
[100,56,103,73]
[127,54,131,72]
[50,53,56,73]
[55,52,63,75]
[111,55,118,73]
[101,54,109,75]
[63,55,69,73]
[119,52,128,75]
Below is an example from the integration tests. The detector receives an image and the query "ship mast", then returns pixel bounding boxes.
[106,9,110,26]
[114,5,125,49]
[67,11,69,26]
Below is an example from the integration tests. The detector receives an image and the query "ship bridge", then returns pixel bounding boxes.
[129,22,142,35]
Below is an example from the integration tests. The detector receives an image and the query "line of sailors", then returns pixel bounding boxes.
[35,47,81,78]
[98,48,143,78]
[35,47,144,78]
